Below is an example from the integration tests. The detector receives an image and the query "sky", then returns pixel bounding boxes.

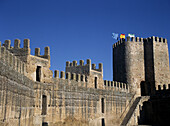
[0,0,170,80]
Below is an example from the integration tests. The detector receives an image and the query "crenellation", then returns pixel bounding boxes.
[66,61,70,67]
[132,37,135,42]
[156,84,170,91]
[73,60,77,66]
[136,37,140,42]
[24,39,30,49]
[66,72,71,79]
[111,81,113,86]
[108,81,111,87]
[71,73,76,80]
[151,36,155,42]
[54,70,59,78]
[79,60,84,66]
[86,59,91,66]
[104,80,128,93]
[92,63,96,69]
[0,35,169,126]
[164,38,167,43]
[117,82,120,89]
[44,46,50,56]
[4,40,11,49]
[81,74,85,82]
[124,83,127,90]
[160,37,163,43]
[156,37,159,42]
[14,39,20,48]
[127,36,130,41]
[140,37,143,42]
[35,48,40,56]
[76,74,81,82]
[60,71,65,79]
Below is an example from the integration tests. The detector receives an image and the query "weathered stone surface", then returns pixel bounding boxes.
[0,36,169,126]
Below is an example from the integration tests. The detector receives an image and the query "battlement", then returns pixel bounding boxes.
[2,39,31,56]
[2,39,30,49]
[34,46,50,60]
[1,39,50,60]
[113,36,167,48]
[156,84,170,91]
[145,36,167,43]
[53,70,88,82]
[66,59,103,75]
[0,45,26,76]
[104,80,129,93]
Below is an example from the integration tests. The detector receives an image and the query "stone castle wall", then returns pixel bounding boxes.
[0,45,34,126]
[0,40,133,126]
[1,35,169,126]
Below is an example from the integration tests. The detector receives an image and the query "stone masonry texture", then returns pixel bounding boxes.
[0,36,169,126]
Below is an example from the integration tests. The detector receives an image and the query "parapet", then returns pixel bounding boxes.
[66,59,103,73]
[104,80,129,93]
[146,36,167,43]
[1,39,31,56]
[1,39,51,60]
[113,36,167,49]
[156,84,170,90]
[113,37,145,48]
[53,70,87,83]
[34,46,50,60]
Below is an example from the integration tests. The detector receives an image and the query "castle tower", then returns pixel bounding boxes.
[113,36,170,96]
[113,37,145,96]
[144,37,170,88]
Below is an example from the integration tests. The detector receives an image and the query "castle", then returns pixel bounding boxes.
[0,36,169,126]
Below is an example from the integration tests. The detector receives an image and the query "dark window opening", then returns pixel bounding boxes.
[101,98,104,113]
[36,66,41,82]
[71,74,73,79]
[81,75,83,81]
[85,77,88,82]
[102,118,105,126]
[76,74,79,81]
[42,122,48,126]
[42,95,47,115]
[95,77,97,89]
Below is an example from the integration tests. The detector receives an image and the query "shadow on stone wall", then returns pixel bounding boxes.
[138,90,170,125]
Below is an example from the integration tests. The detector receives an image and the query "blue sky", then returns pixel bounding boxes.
[0,0,170,80]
